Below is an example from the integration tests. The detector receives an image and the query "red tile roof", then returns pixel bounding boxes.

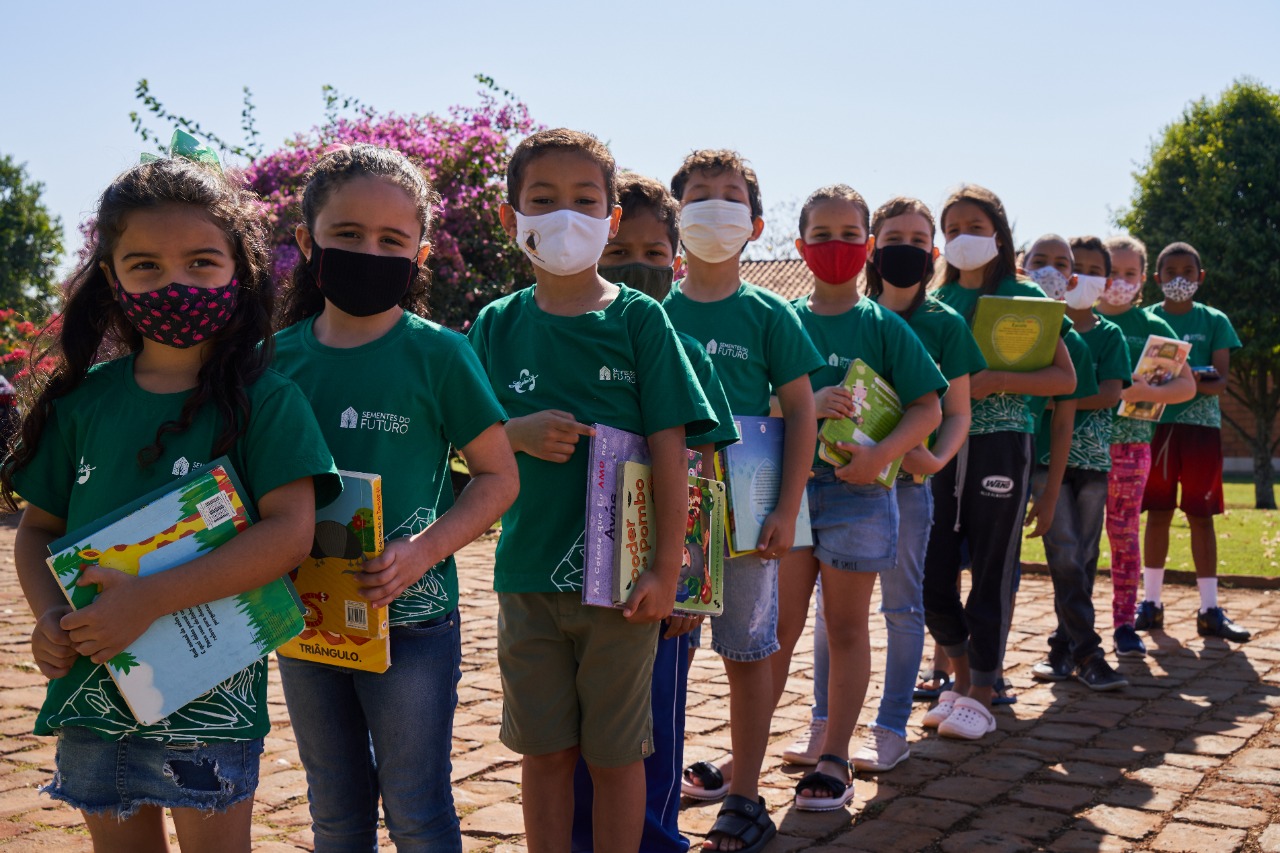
[739,259,812,302]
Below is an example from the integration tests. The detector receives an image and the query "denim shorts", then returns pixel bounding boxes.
[46,726,262,819]
[709,553,779,662]
[807,467,898,573]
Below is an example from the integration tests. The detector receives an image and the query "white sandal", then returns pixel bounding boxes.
[937,697,997,740]
[921,689,962,728]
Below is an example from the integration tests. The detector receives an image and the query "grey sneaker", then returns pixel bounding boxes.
[782,717,827,766]
[851,725,910,772]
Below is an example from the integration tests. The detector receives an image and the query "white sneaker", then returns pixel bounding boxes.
[782,717,827,765]
[851,725,910,772]
[921,690,962,728]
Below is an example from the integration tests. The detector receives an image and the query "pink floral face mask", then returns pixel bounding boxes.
[114,278,239,348]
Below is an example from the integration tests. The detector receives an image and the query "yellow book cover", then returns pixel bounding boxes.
[277,628,390,673]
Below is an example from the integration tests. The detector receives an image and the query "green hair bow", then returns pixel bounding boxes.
[141,129,223,174]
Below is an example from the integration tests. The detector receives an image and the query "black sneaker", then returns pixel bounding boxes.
[1032,653,1074,682]
[1077,656,1129,691]
[1114,625,1147,658]
[1133,600,1164,631]
[1196,607,1251,642]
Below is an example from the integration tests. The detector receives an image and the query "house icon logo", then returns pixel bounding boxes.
[828,353,840,367]
[172,457,190,477]
[706,339,718,355]
[599,366,611,381]
[340,407,359,429]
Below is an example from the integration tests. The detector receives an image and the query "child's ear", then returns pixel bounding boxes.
[931,246,941,262]
[98,260,113,282]
[416,243,431,266]
[1197,267,1206,284]
[748,216,765,242]
[608,205,622,239]
[498,203,519,240]
[295,225,313,262]
[794,237,806,257]
[865,235,876,253]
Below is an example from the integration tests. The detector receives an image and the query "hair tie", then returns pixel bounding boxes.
[140,129,223,176]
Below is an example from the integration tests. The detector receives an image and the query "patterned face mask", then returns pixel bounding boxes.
[1161,276,1200,302]
[1027,265,1070,301]
[1100,278,1141,307]
[114,278,239,348]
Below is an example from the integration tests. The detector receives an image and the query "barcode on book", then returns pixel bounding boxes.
[196,492,236,529]
[345,600,368,631]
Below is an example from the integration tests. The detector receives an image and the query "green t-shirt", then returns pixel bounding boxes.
[12,357,340,743]
[1146,302,1241,427]
[892,296,988,383]
[935,276,1070,435]
[1033,328,1100,466]
[469,285,717,593]
[273,311,506,625]
[1105,306,1179,445]
[662,281,823,415]
[679,332,740,450]
[791,296,948,467]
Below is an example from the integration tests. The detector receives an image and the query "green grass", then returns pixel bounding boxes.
[1022,475,1280,577]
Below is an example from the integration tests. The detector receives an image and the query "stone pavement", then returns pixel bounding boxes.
[2,523,1280,851]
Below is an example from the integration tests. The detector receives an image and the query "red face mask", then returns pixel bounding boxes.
[800,240,868,284]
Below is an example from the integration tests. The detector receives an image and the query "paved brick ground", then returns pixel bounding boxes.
[2,522,1279,851]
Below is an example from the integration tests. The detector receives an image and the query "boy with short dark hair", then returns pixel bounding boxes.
[469,129,718,853]
[663,149,821,852]
[1138,241,1248,641]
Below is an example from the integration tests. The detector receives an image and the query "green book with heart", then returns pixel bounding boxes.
[971,295,1065,373]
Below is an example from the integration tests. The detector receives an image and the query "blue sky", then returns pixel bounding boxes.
[6,0,1279,268]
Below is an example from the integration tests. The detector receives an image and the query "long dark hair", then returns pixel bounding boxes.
[936,184,1019,317]
[1,157,274,509]
[276,145,440,329]
[864,196,936,320]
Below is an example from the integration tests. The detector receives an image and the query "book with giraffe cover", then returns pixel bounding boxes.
[45,458,306,725]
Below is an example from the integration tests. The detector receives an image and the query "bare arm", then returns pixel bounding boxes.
[971,339,1076,400]
[1026,399,1076,539]
[504,410,595,462]
[1197,348,1232,397]
[902,376,972,476]
[1074,378,1123,412]
[835,392,941,484]
[623,425,687,623]
[16,505,78,680]
[1122,363,1196,405]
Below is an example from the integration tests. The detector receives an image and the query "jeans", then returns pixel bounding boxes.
[278,611,463,853]
[812,480,931,737]
[1033,468,1108,664]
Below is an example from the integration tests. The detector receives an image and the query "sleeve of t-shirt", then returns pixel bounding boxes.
[466,306,493,372]
[1210,308,1243,352]
[1097,326,1134,388]
[1057,331,1099,401]
[765,298,824,389]
[938,309,988,379]
[884,314,948,404]
[242,380,342,511]
[437,334,508,450]
[632,300,718,438]
[10,402,74,519]
[683,337,740,450]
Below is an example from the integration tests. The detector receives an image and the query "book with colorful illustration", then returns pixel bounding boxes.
[276,470,391,673]
[582,424,702,609]
[971,295,1065,372]
[45,459,305,726]
[1116,334,1193,422]
[718,416,813,556]
[613,460,725,616]
[816,359,905,488]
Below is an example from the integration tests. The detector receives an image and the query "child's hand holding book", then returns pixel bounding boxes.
[62,567,158,664]
[32,605,76,679]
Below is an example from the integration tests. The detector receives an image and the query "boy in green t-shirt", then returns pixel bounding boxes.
[1139,242,1248,642]
[662,149,821,851]
[468,130,717,853]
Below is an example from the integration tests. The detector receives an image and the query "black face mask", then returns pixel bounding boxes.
[871,244,932,289]
[598,263,676,301]
[308,246,417,317]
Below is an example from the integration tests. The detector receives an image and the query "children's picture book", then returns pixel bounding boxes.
[613,461,726,616]
[719,416,813,557]
[277,470,391,673]
[971,295,1066,372]
[46,459,305,726]
[582,424,701,609]
[1116,334,1193,422]
[816,359,905,488]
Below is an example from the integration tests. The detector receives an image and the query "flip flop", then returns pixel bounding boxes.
[681,760,729,801]
[794,754,855,812]
[992,677,1017,706]
[913,669,953,702]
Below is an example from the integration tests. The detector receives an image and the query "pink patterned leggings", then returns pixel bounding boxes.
[1106,443,1152,628]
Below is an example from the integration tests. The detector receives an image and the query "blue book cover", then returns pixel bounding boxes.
[719,416,813,556]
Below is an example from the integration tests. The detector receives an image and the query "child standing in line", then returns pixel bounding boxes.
[469,129,717,853]
[2,152,341,852]
[1096,235,1195,657]
[922,185,1076,741]
[1139,242,1248,641]
[767,186,944,810]
[663,150,821,851]
[571,171,739,853]
[1023,235,1131,689]
[273,145,520,852]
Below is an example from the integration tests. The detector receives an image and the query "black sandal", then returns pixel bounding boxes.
[794,754,855,812]
[913,669,953,701]
[704,794,776,853]
[681,760,728,801]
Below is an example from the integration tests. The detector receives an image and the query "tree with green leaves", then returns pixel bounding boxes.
[1118,78,1280,509]
[0,155,63,320]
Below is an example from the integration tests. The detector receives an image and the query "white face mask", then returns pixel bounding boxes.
[1065,274,1107,310]
[514,209,613,277]
[1027,266,1070,301]
[943,233,999,271]
[679,200,755,263]
[1161,276,1200,302]
[1100,278,1141,307]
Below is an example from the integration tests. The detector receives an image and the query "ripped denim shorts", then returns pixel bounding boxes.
[45,726,263,819]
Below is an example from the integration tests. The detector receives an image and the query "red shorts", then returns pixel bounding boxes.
[1142,423,1225,516]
